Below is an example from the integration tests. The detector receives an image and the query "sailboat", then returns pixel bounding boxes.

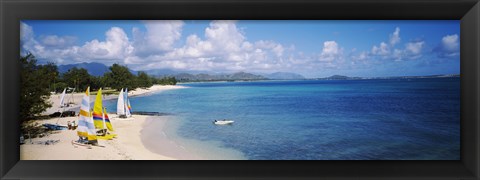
[74,87,99,146]
[43,88,69,130]
[117,88,126,118]
[117,88,133,118]
[59,88,67,108]
[92,88,116,140]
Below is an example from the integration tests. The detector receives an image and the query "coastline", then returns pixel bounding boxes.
[42,85,186,115]
[21,85,187,160]
[140,116,247,160]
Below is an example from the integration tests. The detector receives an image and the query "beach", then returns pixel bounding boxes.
[20,85,187,160]
[42,85,185,115]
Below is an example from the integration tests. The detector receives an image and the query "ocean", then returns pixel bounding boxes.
[104,78,460,160]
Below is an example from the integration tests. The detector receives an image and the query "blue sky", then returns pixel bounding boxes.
[21,20,459,78]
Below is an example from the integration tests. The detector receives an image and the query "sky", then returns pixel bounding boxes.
[20,20,460,78]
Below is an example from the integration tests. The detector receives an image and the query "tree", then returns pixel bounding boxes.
[154,76,177,85]
[137,71,153,88]
[61,67,91,91]
[90,75,105,91]
[20,53,58,121]
[104,63,136,91]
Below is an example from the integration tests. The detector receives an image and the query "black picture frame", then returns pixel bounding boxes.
[1,0,479,179]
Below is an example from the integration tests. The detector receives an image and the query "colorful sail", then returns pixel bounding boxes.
[127,98,132,114]
[93,88,114,131]
[124,88,131,117]
[76,87,97,143]
[103,107,113,131]
[126,89,132,112]
[117,88,125,115]
[59,88,66,107]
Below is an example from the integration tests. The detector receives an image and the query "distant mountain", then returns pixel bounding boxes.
[326,75,358,80]
[229,72,265,80]
[174,73,198,81]
[315,75,363,80]
[58,62,109,76]
[145,69,180,76]
[266,72,305,80]
[145,68,306,81]
[58,62,137,76]
[173,72,267,82]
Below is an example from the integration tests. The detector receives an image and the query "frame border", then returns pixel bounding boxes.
[1,0,479,179]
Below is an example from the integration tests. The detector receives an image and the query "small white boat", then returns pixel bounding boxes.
[213,120,234,125]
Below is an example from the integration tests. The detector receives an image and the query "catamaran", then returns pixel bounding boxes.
[43,88,69,130]
[60,87,76,108]
[117,88,132,118]
[73,87,99,146]
[92,88,116,140]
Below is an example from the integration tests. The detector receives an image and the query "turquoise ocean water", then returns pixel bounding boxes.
[104,78,460,160]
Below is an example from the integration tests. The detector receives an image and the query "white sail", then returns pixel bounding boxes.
[124,88,131,117]
[59,88,66,107]
[76,87,97,143]
[117,88,125,115]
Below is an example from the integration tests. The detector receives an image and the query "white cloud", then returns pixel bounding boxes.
[366,27,425,61]
[392,49,403,61]
[27,21,444,76]
[352,51,369,61]
[20,22,43,56]
[21,24,134,64]
[405,41,424,56]
[20,22,34,42]
[21,21,322,74]
[434,34,459,58]
[205,20,245,53]
[391,41,425,61]
[389,27,401,46]
[442,34,459,51]
[371,42,390,56]
[132,20,184,56]
[319,41,342,62]
[138,20,293,72]
[40,35,77,48]
[79,27,133,60]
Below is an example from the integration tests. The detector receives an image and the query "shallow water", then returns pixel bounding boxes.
[105,78,460,160]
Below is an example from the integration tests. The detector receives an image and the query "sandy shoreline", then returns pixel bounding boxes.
[20,115,176,160]
[21,85,187,160]
[42,85,185,115]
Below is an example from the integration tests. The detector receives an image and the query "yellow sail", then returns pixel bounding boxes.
[93,88,103,114]
[103,107,114,131]
[92,88,114,131]
[93,88,104,130]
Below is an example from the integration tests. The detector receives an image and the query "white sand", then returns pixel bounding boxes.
[21,85,187,160]
[20,115,175,160]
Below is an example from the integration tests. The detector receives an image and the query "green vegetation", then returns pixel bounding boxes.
[154,76,177,85]
[61,67,92,91]
[136,71,154,89]
[20,53,177,122]
[20,53,57,122]
[104,64,136,91]
[51,63,177,92]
